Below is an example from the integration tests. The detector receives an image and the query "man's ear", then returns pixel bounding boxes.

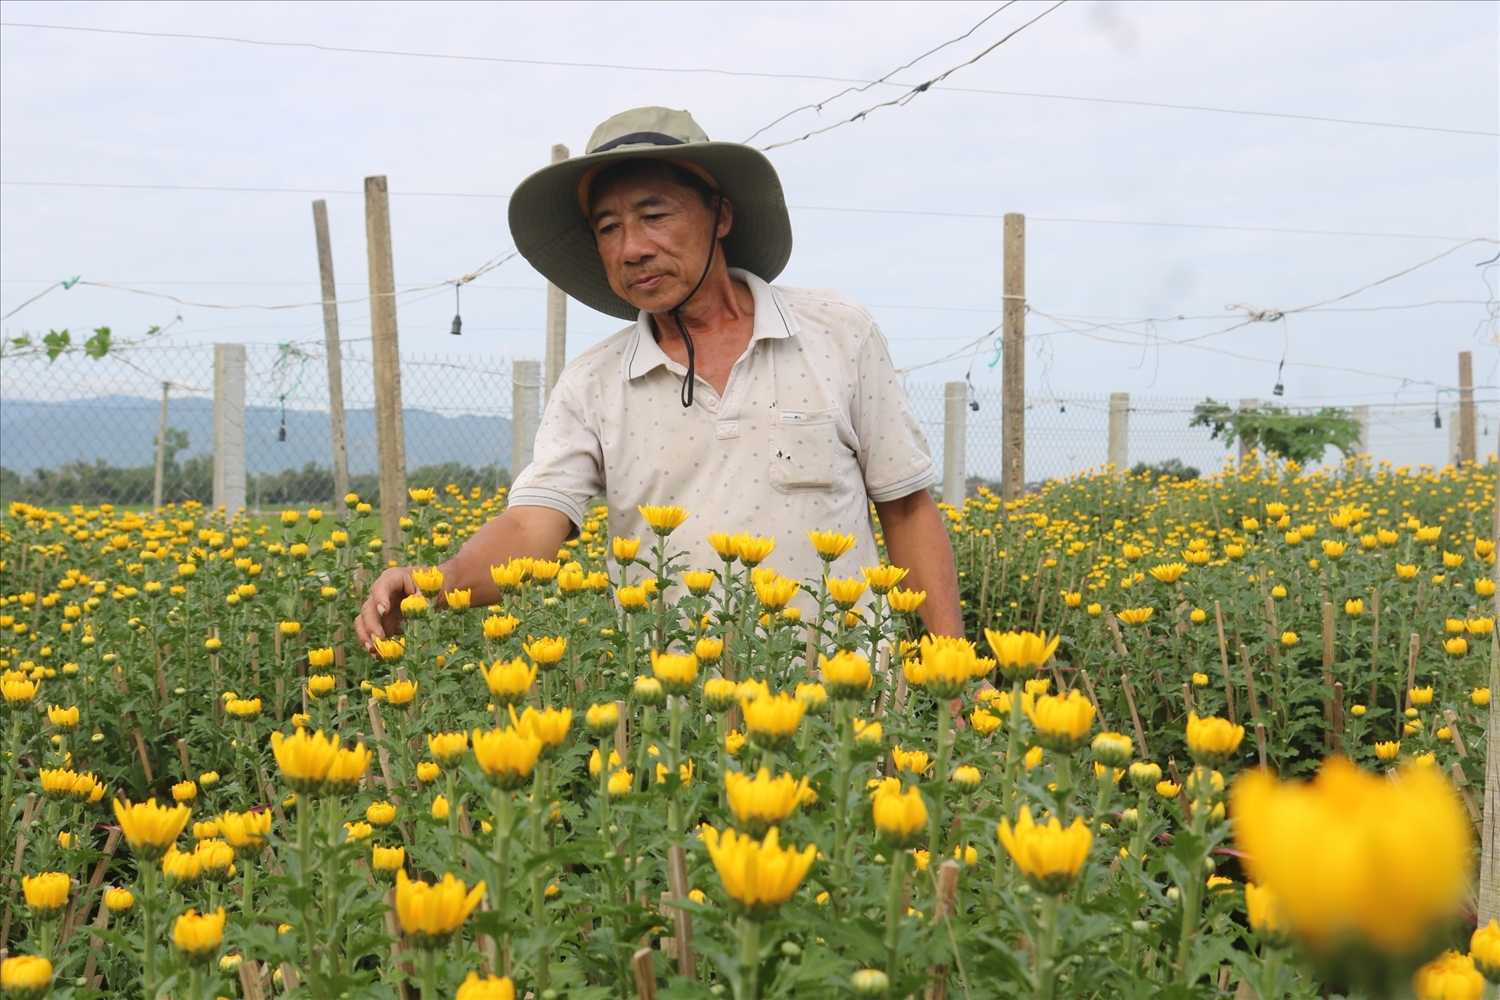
[716,196,734,240]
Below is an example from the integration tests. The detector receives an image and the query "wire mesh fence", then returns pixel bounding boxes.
[0,341,516,507]
[2,342,1494,509]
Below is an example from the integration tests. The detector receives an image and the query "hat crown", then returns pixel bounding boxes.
[586,107,709,154]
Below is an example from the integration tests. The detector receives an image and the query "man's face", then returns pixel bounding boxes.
[590,168,729,313]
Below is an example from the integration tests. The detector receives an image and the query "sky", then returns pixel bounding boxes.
[1,0,1497,425]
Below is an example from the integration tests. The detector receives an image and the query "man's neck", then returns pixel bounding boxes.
[648,265,754,344]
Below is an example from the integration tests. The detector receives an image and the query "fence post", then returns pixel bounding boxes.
[1460,350,1476,464]
[365,175,408,550]
[545,144,570,401]
[942,381,967,505]
[1237,398,1257,464]
[213,344,247,515]
[511,360,541,476]
[1107,392,1130,472]
[1001,213,1025,503]
[151,381,171,511]
[312,199,352,510]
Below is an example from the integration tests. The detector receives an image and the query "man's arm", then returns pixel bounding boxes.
[874,489,964,638]
[354,505,572,653]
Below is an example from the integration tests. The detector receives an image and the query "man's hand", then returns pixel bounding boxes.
[875,488,964,638]
[354,504,573,654]
[355,566,418,653]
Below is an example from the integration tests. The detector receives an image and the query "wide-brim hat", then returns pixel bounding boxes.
[508,107,792,320]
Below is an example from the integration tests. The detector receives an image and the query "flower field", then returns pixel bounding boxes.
[0,455,1493,999]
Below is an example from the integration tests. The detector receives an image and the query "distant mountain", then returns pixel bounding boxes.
[0,394,512,475]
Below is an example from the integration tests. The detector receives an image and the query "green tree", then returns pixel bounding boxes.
[1190,398,1362,465]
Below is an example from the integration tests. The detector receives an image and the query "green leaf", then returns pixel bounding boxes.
[85,325,112,358]
[43,328,70,361]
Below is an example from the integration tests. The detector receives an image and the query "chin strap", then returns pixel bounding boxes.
[667,197,723,408]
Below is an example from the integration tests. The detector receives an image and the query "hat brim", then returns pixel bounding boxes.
[508,142,792,321]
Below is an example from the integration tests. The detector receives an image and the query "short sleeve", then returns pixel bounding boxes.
[851,322,936,502]
[507,378,604,527]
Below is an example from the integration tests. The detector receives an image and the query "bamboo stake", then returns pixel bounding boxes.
[1212,600,1236,720]
[1119,670,1149,758]
[666,845,696,979]
[632,947,658,1000]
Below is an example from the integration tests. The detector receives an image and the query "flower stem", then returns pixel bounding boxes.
[833,701,853,910]
[492,789,514,958]
[140,860,158,998]
[1034,892,1060,1000]
[884,848,907,983]
[930,700,951,856]
[1002,680,1024,809]
[420,946,438,1000]
[1175,767,1211,980]
[531,763,550,991]
[0,715,20,858]
[735,915,762,1000]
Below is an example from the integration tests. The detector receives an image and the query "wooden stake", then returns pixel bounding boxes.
[1077,668,1105,728]
[1105,611,1128,657]
[367,698,397,794]
[665,845,696,979]
[1213,600,1236,720]
[312,198,352,508]
[1119,670,1149,758]
[1443,709,1468,759]
[632,947,658,1000]
[366,174,408,548]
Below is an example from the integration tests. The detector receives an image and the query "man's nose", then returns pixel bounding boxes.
[619,220,657,265]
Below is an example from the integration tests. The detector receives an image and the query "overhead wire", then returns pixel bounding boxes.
[744,2,1018,143]
[0,250,520,320]
[5,20,1492,138]
[8,181,1487,243]
[759,0,1069,151]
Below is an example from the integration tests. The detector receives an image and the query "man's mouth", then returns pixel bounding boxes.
[630,273,671,291]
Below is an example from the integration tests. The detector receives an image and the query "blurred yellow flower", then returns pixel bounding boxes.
[394,870,486,948]
[1231,757,1471,958]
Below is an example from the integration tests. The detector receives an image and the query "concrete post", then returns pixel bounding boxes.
[544,144,570,400]
[213,344,247,515]
[511,360,542,477]
[1237,398,1258,464]
[1000,214,1025,502]
[1107,392,1130,472]
[943,381,967,505]
[1450,408,1461,466]
[151,381,171,511]
[1353,404,1370,455]
[1460,351,1476,464]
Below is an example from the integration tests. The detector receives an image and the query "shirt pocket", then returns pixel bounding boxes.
[769,407,838,493]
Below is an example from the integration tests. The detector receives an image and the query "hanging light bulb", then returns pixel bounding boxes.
[450,281,463,336]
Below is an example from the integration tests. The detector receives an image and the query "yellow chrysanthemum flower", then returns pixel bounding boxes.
[699,824,816,917]
[394,870,486,948]
[997,806,1092,894]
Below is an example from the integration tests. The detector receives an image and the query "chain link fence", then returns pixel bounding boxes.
[2,343,1494,508]
[0,340,516,507]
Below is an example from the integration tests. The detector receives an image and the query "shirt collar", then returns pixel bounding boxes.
[623,268,799,381]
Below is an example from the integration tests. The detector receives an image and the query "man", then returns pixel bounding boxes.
[355,106,961,651]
